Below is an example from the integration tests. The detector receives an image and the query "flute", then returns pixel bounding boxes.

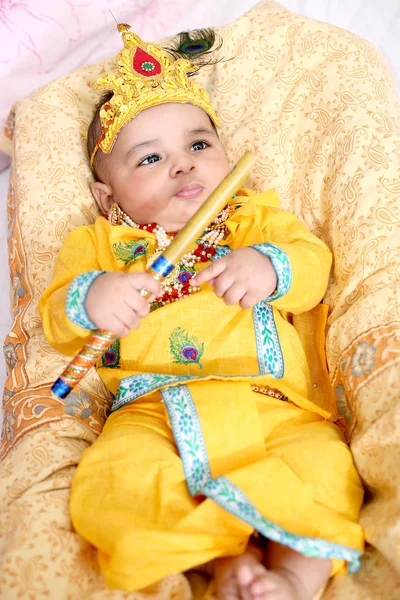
[51,151,255,399]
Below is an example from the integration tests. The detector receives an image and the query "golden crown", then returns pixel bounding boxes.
[90,25,220,167]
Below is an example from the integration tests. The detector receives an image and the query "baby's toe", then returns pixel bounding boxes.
[236,565,254,587]
[237,564,277,600]
[249,575,277,596]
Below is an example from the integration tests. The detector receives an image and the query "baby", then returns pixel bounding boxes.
[40,27,364,600]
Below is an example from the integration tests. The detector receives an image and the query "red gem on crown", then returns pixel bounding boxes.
[133,47,161,77]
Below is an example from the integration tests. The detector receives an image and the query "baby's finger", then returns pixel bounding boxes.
[207,277,216,288]
[108,312,131,337]
[212,271,235,298]
[191,258,227,286]
[239,292,259,310]
[115,305,141,332]
[127,272,161,296]
[123,293,151,318]
[222,283,247,306]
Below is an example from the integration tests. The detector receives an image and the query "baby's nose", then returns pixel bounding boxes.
[171,155,196,175]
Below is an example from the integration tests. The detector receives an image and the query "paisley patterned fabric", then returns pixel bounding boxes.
[1,1,399,597]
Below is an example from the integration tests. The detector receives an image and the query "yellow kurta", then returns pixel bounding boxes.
[40,189,364,591]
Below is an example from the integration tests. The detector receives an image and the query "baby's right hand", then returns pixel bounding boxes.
[84,272,161,336]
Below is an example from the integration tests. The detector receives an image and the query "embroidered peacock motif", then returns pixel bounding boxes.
[101,338,121,368]
[169,327,204,368]
[112,239,149,265]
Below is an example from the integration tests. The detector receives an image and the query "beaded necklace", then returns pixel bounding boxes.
[116,205,234,309]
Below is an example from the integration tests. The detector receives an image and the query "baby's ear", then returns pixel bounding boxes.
[90,181,114,214]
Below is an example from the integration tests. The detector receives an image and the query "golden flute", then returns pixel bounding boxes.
[51,151,255,399]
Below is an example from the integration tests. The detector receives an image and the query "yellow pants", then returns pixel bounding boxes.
[70,383,364,591]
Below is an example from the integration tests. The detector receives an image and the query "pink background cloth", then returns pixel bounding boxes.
[0,0,191,170]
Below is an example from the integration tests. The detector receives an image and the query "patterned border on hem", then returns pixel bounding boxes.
[66,270,106,330]
[112,297,284,410]
[211,245,231,260]
[161,385,212,495]
[203,476,361,573]
[161,384,362,572]
[251,243,291,301]
[253,301,284,378]
[112,372,193,411]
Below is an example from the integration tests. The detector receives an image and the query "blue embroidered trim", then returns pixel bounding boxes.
[211,245,231,260]
[161,385,212,495]
[161,384,362,573]
[113,262,283,408]
[251,243,291,301]
[112,373,193,411]
[113,302,283,409]
[66,271,106,330]
[212,243,285,378]
[203,477,361,573]
[253,301,284,378]
[112,368,286,412]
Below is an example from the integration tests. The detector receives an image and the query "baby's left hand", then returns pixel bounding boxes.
[191,247,278,309]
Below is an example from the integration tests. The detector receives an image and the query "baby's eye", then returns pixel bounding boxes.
[139,154,160,166]
[191,141,209,152]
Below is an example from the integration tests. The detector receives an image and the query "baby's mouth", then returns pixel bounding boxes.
[174,184,204,199]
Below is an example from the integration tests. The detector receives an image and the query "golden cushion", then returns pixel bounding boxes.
[1,1,399,596]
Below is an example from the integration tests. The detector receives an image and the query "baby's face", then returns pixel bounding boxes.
[97,103,230,232]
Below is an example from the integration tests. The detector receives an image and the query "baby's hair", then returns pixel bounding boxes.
[87,91,113,181]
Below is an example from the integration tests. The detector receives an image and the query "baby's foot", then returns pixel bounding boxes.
[236,558,306,600]
[214,552,303,600]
